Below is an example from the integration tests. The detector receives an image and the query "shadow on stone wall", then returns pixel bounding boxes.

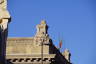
[0,26,13,64]
[6,60,13,64]
[49,39,72,64]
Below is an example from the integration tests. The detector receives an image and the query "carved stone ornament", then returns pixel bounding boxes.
[0,0,4,4]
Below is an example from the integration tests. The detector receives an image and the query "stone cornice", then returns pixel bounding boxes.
[7,37,34,40]
[6,54,56,59]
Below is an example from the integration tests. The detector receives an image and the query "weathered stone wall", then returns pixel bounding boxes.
[6,37,49,55]
[6,21,71,64]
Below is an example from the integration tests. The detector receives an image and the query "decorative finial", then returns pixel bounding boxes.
[65,48,69,52]
[63,49,71,62]
[41,20,46,24]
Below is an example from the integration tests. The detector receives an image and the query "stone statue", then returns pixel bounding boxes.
[0,0,7,9]
[0,0,4,4]
[36,20,48,36]
[63,49,71,62]
[0,0,10,31]
[0,0,11,63]
[34,20,50,45]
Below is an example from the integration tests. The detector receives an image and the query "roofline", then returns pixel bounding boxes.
[7,37,34,40]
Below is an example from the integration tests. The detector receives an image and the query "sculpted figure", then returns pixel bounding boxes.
[0,0,10,31]
[0,0,11,63]
[63,49,71,62]
[0,0,4,4]
[0,0,6,9]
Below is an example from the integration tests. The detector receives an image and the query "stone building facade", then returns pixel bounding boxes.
[6,21,71,64]
[0,0,72,64]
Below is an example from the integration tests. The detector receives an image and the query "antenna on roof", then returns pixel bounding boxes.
[58,33,66,52]
[58,33,62,52]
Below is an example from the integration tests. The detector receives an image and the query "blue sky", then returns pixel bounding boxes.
[8,0,96,64]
